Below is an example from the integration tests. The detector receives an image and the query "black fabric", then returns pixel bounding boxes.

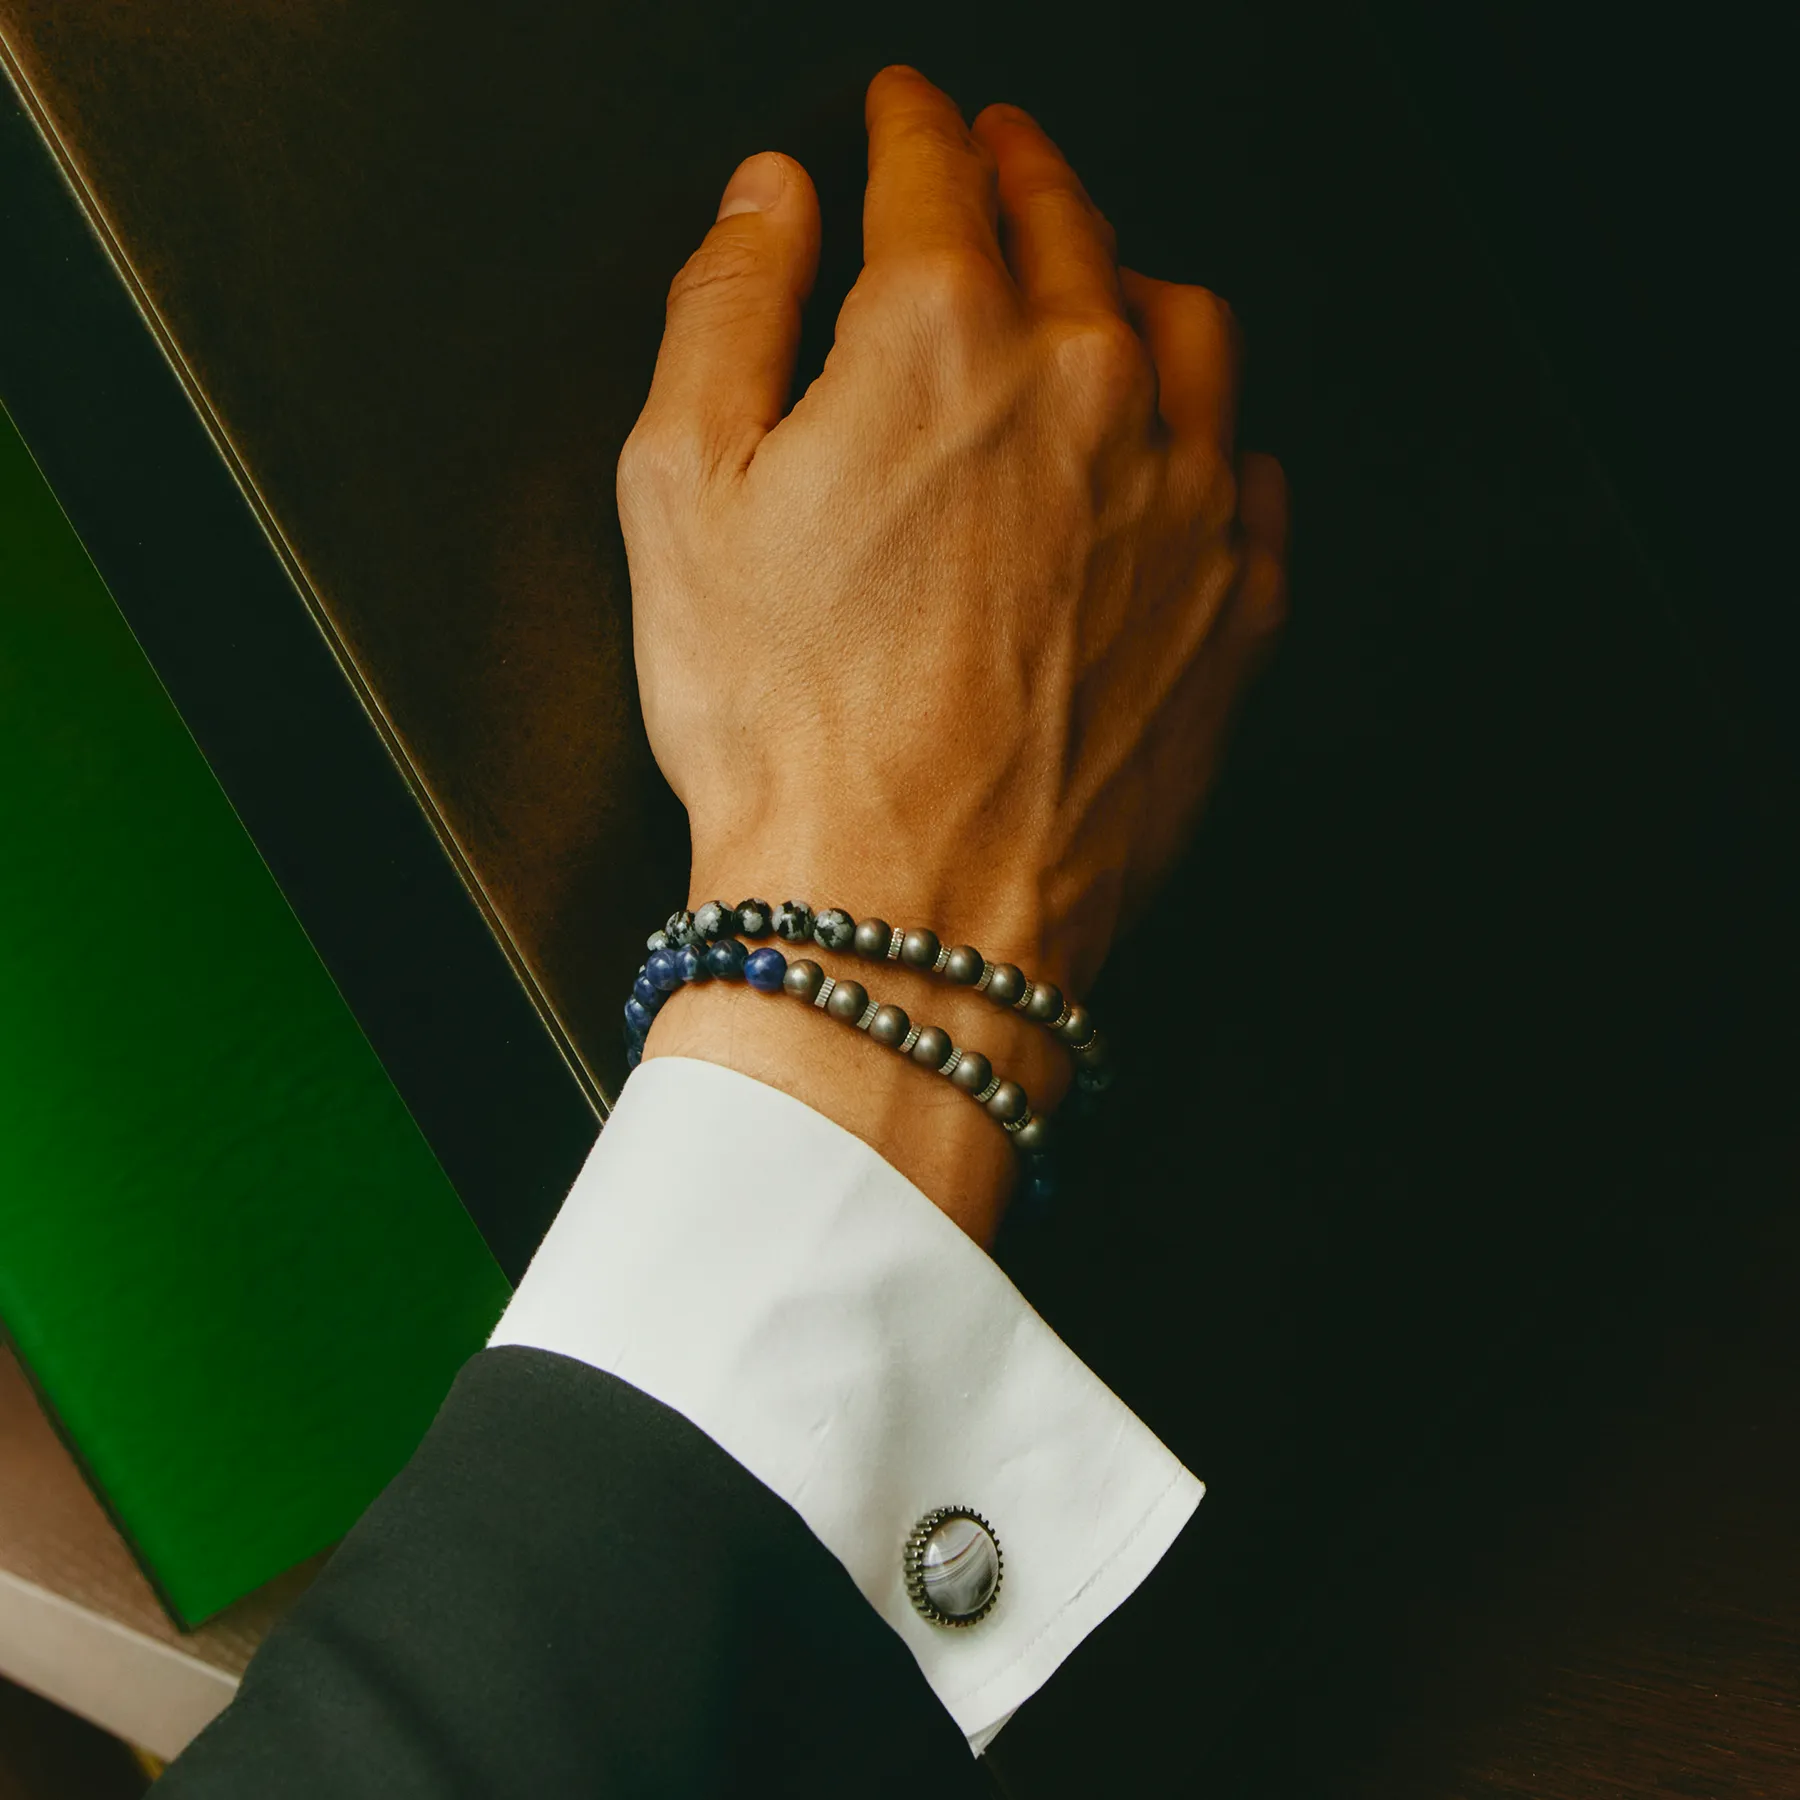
[158,1347,991,1798]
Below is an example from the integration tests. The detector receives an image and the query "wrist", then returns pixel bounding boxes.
[641,868,1079,1248]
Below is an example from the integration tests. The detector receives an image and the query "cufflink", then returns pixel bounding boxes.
[904,1506,1002,1627]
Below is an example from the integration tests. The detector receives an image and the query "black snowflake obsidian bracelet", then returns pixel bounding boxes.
[620,899,1114,1206]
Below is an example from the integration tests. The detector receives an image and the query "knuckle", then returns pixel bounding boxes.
[617,421,709,497]
[1046,313,1157,416]
[877,245,1011,320]
[666,236,767,311]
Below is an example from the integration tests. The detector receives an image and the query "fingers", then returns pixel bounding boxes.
[628,150,822,487]
[862,65,1006,280]
[1118,266,1242,458]
[969,102,1125,323]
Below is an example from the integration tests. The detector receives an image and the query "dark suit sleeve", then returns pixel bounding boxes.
[156,1345,993,1798]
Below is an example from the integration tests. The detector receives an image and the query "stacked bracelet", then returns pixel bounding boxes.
[647,898,1113,1095]
[622,897,1115,1207]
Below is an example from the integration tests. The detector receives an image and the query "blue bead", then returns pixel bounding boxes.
[704,936,749,979]
[675,944,709,983]
[744,947,788,992]
[624,997,655,1034]
[624,1042,643,1071]
[645,948,681,991]
[632,975,661,1008]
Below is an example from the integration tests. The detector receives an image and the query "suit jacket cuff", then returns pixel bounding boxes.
[488,1053,1203,1752]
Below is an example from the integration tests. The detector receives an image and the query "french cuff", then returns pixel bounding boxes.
[487,1054,1203,1753]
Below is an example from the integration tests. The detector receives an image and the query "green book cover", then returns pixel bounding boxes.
[0,399,513,1626]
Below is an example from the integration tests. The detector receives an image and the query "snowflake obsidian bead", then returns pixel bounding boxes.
[735,897,773,937]
[904,1507,1002,1627]
[813,908,856,952]
[664,910,702,950]
[693,900,735,941]
[772,901,815,944]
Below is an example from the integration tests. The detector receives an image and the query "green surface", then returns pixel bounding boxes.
[0,400,511,1626]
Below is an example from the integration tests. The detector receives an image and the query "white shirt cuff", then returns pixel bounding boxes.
[487,1054,1203,1753]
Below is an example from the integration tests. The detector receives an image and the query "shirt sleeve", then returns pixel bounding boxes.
[486,1053,1203,1755]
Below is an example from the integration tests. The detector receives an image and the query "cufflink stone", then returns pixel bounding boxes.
[904,1507,1002,1627]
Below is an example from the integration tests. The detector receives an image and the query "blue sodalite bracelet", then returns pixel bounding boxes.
[620,897,1118,1207]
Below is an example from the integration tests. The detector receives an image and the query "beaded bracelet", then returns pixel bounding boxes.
[619,892,1101,1202]
[648,898,1113,1098]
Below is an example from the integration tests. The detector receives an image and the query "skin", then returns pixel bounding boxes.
[621,64,1289,1248]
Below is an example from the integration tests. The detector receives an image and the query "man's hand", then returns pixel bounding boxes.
[617,64,1288,1244]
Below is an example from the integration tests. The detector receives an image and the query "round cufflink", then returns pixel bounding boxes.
[904,1506,1002,1627]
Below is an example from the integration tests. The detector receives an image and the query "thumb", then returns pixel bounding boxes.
[634,151,821,485]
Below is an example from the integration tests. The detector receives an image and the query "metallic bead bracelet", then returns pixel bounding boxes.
[618,897,1117,1205]
[646,898,1112,1096]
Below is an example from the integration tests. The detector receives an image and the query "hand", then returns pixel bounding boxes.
[617,64,1289,1245]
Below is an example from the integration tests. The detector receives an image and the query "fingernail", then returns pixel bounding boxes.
[716,152,785,221]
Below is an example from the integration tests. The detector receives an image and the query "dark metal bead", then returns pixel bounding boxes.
[813,908,856,952]
[985,963,1027,1006]
[1054,1004,1094,1046]
[704,936,749,979]
[783,959,825,1002]
[744,947,787,992]
[826,978,869,1022]
[772,901,816,943]
[910,1026,953,1070]
[1024,982,1064,1024]
[665,909,702,949]
[949,1051,993,1095]
[1073,1028,1109,1067]
[869,1003,911,1047]
[853,918,893,960]
[694,900,734,941]
[984,1079,1028,1123]
[1011,1113,1051,1153]
[735,898,773,937]
[944,945,984,985]
[900,928,941,970]
[646,929,670,954]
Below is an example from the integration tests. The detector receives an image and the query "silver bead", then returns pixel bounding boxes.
[826,978,869,1022]
[1011,1113,1051,1153]
[984,1079,1028,1123]
[855,1000,880,1030]
[985,963,1026,1006]
[972,1073,1002,1103]
[949,1051,993,1094]
[901,928,941,970]
[1024,982,1064,1024]
[852,918,893,960]
[870,1004,911,1047]
[938,1046,964,1077]
[910,1026,953,1070]
[1073,1028,1109,1067]
[783,959,824,1002]
[814,975,837,1008]
[1054,1004,1093,1046]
